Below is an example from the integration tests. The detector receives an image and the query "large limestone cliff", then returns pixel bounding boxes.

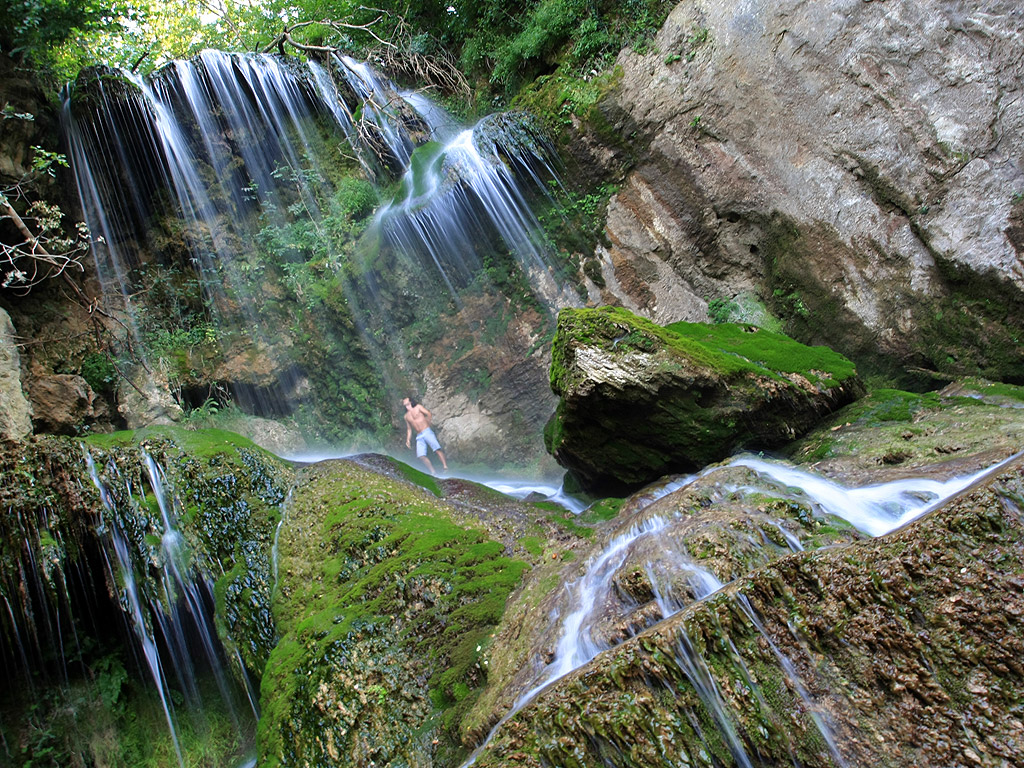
[584,0,1024,384]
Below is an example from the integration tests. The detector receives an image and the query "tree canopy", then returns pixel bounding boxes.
[3,0,673,96]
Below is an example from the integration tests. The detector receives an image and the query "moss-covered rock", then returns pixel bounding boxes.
[544,306,865,493]
[785,380,1024,481]
[0,426,293,767]
[471,456,1024,768]
[259,457,544,767]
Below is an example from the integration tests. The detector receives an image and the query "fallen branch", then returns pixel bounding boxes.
[262,17,395,55]
[261,13,471,98]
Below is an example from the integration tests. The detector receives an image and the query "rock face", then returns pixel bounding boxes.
[419,302,562,472]
[28,374,107,435]
[544,306,864,492]
[116,364,183,428]
[584,0,1024,385]
[0,307,32,440]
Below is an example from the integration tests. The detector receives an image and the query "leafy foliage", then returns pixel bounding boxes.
[1,0,116,59]
[0,113,92,293]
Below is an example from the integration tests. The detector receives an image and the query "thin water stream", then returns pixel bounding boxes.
[84,449,259,764]
[459,451,1020,765]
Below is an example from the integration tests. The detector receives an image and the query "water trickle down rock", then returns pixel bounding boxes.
[468,452,1024,768]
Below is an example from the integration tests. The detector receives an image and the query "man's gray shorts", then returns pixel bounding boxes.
[416,427,441,457]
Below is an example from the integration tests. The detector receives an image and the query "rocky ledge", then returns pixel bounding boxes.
[471,454,1024,768]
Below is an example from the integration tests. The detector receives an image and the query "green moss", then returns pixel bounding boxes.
[512,67,624,138]
[580,497,625,523]
[828,389,943,426]
[551,307,858,398]
[261,460,530,766]
[916,259,1024,384]
[520,536,545,556]
[959,378,1024,402]
[664,320,858,387]
[393,141,445,202]
[387,456,444,496]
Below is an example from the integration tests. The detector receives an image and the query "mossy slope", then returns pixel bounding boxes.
[259,458,533,768]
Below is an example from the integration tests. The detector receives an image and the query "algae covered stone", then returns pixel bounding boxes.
[544,306,864,492]
[260,458,532,767]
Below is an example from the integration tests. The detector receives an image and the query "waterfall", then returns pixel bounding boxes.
[673,626,756,768]
[84,449,257,765]
[466,452,1018,764]
[63,52,576,436]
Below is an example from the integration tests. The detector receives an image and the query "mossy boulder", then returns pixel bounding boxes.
[544,306,865,493]
[259,457,538,768]
[0,427,293,767]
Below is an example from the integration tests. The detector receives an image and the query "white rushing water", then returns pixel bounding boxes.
[728,452,1020,536]
[86,452,186,768]
[481,479,589,514]
[64,52,577,423]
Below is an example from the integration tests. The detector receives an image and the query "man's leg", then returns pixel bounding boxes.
[415,434,435,474]
[435,449,448,471]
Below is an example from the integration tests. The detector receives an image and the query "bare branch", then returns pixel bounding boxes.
[1,188,90,295]
[262,17,395,55]
[261,14,471,100]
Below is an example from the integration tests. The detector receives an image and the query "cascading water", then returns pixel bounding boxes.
[726,453,1018,536]
[63,51,577,439]
[84,450,258,767]
[466,452,1019,765]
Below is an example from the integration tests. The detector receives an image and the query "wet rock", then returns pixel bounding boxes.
[785,382,1024,481]
[0,307,32,440]
[116,364,183,428]
[262,456,577,766]
[472,457,1024,768]
[545,306,864,492]
[216,414,308,457]
[420,299,561,471]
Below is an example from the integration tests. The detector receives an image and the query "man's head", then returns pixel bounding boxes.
[403,396,418,409]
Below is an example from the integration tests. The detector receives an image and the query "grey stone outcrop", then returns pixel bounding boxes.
[0,307,33,440]
[586,0,1024,382]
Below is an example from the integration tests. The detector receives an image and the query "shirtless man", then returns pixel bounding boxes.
[403,396,448,474]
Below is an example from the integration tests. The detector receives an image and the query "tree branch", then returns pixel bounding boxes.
[1,194,88,294]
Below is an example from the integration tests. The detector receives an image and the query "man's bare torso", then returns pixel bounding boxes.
[404,404,431,433]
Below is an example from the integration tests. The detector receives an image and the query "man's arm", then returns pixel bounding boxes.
[405,416,412,447]
[420,405,433,427]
